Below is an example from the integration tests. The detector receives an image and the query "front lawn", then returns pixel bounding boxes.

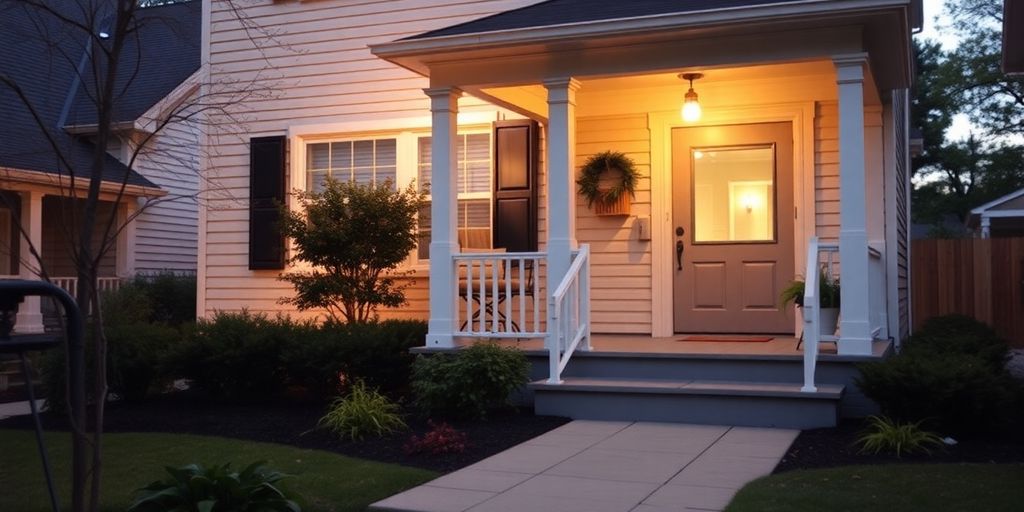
[726,464,1024,512]
[0,429,436,512]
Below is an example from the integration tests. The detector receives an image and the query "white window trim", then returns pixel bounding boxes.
[287,112,499,271]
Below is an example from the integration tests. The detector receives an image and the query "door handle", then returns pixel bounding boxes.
[676,240,684,271]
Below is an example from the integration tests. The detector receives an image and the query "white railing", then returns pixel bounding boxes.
[453,251,546,339]
[51,277,123,299]
[868,245,886,340]
[802,237,839,393]
[547,245,591,384]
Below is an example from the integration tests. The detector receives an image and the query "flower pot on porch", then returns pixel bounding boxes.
[592,191,631,216]
[819,307,840,336]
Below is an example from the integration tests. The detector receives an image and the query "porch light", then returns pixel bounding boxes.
[679,73,704,123]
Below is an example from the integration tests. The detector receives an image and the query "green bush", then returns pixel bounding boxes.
[103,273,197,327]
[856,415,945,457]
[284,320,426,398]
[316,381,406,441]
[411,343,529,419]
[168,311,309,400]
[128,461,301,512]
[904,314,1010,372]
[857,351,1015,435]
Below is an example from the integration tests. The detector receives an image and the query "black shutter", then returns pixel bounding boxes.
[249,135,286,270]
[492,120,539,252]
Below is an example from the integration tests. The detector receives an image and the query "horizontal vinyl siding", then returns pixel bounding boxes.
[202,0,541,319]
[815,101,840,242]
[575,115,652,334]
[134,94,201,274]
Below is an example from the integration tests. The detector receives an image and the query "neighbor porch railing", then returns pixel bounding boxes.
[547,245,591,384]
[51,277,122,298]
[453,251,546,338]
[802,237,839,393]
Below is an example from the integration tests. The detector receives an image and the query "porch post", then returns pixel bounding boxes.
[835,55,872,355]
[980,215,991,238]
[15,190,44,334]
[116,199,137,278]
[544,78,580,342]
[424,87,461,348]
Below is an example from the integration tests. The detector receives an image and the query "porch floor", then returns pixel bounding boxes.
[443,335,891,361]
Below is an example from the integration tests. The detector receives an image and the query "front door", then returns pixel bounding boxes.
[672,122,795,334]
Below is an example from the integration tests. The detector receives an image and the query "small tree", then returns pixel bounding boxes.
[279,178,425,323]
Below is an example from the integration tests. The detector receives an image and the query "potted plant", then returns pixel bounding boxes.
[781,267,841,335]
[577,151,641,216]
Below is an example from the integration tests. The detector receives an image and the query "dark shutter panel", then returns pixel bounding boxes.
[492,120,539,252]
[249,135,286,270]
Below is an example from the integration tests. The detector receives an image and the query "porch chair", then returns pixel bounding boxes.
[457,239,535,333]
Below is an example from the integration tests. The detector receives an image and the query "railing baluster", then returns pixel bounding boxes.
[533,258,540,334]
[504,258,512,332]
[478,259,486,333]
[491,257,499,333]
[518,258,526,334]
[464,261,472,334]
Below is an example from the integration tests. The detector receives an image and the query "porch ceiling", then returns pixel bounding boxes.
[371,1,916,91]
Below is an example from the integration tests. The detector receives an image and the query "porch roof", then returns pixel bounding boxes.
[371,0,921,90]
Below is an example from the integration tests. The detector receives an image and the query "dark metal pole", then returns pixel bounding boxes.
[20,350,60,512]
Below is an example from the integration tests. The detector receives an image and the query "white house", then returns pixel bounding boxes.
[0,0,202,332]
[199,0,920,428]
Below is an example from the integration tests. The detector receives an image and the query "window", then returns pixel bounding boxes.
[692,145,776,243]
[306,138,397,192]
[417,133,493,259]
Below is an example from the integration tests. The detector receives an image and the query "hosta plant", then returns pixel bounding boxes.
[856,415,945,458]
[317,380,407,441]
[127,461,301,512]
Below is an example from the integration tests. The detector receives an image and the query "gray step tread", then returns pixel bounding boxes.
[530,377,844,400]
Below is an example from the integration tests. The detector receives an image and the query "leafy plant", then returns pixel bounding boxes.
[856,415,945,457]
[278,178,426,323]
[780,267,841,308]
[316,381,407,441]
[404,421,469,456]
[127,461,301,512]
[576,151,642,208]
[411,342,529,419]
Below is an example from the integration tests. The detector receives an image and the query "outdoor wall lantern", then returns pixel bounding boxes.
[679,73,704,123]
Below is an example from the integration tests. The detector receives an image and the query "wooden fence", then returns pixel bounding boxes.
[911,237,1024,347]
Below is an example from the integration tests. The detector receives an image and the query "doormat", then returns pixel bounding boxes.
[678,335,774,342]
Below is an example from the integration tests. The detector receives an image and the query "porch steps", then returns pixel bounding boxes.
[530,377,843,429]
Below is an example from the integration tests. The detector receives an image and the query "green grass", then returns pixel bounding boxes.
[0,429,436,512]
[726,464,1024,512]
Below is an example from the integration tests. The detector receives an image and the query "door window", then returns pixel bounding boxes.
[692,145,776,243]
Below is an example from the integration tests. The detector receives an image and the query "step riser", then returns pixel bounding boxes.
[535,390,839,429]
[524,354,877,418]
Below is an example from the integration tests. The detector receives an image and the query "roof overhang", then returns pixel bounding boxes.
[1004,0,1024,76]
[0,166,166,199]
[372,0,919,90]
[971,187,1024,216]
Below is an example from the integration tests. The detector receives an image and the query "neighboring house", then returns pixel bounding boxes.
[200,0,921,427]
[0,0,202,333]
[969,187,1024,237]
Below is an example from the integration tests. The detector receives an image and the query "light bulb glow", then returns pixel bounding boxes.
[681,87,701,123]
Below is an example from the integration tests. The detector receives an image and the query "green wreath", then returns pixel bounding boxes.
[576,151,641,208]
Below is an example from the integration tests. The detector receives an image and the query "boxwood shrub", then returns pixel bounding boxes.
[411,343,529,419]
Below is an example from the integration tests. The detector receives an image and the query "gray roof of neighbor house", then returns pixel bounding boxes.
[404,0,814,40]
[0,0,200,189]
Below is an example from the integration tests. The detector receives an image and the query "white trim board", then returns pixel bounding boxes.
[648,102,816,337]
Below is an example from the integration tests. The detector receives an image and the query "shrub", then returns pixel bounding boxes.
[168,311,308,400]
[857,351,1015,435]
[128,461,301,512]
[103,273,197,327]
[411,343,529,419]
[856,415,945,457]
[316,381,406,441]
[404,421,469,456]
[284,320,427,398]
[904,314,1010,372]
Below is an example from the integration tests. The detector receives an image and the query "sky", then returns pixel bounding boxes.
[916,0,974,141]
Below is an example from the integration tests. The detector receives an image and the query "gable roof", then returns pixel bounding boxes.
[405,0,883,40]
[971,187,1024,215]
[0,0,199,189]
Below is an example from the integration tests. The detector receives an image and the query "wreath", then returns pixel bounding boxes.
[576,151,641,208]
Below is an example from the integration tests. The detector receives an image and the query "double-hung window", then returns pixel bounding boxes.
[306,138,397,191]
[416,132,492,259]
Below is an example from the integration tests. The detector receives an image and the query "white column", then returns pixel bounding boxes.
[116,199,138,278]
[15,190,44,334]
[980,215,991,238]
[835,55,872,355]
[544,78,580,347]
[424,87,461,348]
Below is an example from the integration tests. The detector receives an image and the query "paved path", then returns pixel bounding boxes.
[372,421,798,512]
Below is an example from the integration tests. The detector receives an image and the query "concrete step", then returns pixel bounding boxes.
[530,377,844,429]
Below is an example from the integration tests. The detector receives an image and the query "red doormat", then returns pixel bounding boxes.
[678,335,774,342]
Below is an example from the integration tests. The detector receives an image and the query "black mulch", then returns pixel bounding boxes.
[775,419,1024,473]
[0,393,570,473]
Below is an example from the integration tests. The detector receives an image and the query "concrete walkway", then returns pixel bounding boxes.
[372,421,798,512]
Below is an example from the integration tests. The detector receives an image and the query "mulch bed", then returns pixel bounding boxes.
[0,393,570,473]
[776,419,1024,473]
